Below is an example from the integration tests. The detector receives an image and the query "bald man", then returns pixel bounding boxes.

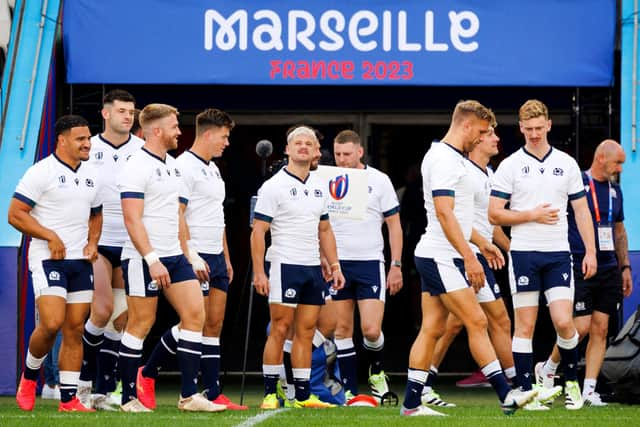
[535,139,632,407]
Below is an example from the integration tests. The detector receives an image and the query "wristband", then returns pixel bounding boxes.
[621,265,632,272]
[144,251,160,266]
[330,262,341,271]
[391,260,402,268]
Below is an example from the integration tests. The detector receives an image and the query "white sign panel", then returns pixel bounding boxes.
[316,165,367,219]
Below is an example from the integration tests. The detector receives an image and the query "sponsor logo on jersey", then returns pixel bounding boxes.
[553,167,564,176]
[290,188,297,196]
[329,174,349,200]
[521,166,530,176]
[314,189,323,197]
[95,152,103,160]
[85,178,95,187]
[59,175,66,184]
[174,168,181,177]
[113,154,119,162]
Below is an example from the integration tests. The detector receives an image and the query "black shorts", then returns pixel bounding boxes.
[98,245,123,268]
[573,267,623,317]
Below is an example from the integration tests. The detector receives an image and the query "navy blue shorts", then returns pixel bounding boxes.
[414,256,469,296]
[200,252,230,296]
[98,245,123,268]
[509,250,573,294]
[30,259,94,303]
[122,254,197,297]
[573,266,623,316]
[476,253,501,302]
[266,261,326,306]
[331,260,385,302]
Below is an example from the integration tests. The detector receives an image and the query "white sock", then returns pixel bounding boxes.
[544,357,559,375]
[583,378,597,396]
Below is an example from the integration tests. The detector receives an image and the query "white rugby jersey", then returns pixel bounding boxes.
[177,150,225,254]
[491,147,585,252]
[466,160,494,254]
[254,167,329,265]
[118,148,184,259]
[14,154,102,262]
[88,134,144,246]
[329,165,399,261]
[415,141,475,259]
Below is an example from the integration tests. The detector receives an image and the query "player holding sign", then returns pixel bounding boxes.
[329,130,403,403]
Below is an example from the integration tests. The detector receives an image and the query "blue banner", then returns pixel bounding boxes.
[63,0,615,86]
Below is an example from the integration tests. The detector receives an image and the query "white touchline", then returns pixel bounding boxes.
[235,408,289,427]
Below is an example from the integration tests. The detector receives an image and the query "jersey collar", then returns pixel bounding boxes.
[98,133,132,150]
[522,146,553,163]
[466,158,488,176]
[53,153,82,173]
[436,140,465,157]
[141,147,166,163]
[187,150,210,166]
[283,167,309,184]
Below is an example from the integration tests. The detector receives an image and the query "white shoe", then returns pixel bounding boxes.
[121,398,152,413]
[41,384,61,400]
[421,389,456,407]
[534,384,563,403]
[501,388,538,415]
[534,362,555,389]
[91,394,119,411]
[583,391,607,407]
[565,381,584,410]
[107,392,120,406]
[400,405,446,416]
[77,384,92,409]
[178,393,226,412]
[523,398,551,411]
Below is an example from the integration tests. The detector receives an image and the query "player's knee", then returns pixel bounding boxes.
[590,319,609,340]
[91,304,113,326]
[554,317,575,336]
[361,325,381,342]
[464,311,488,333]
[39,316,64,337]
[203,318,223,337]
[270,319,291,340]
[491,311,512,334]
[423,322,446,339]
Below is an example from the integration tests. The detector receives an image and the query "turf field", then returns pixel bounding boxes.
[0,376,637,427]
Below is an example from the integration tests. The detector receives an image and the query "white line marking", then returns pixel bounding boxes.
[235,408,289,427]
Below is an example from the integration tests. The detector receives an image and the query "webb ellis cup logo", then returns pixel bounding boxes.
[329,174,349,200]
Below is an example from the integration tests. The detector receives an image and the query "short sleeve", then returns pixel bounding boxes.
[567,161,586,201]
[430,158,463,198]
[118,156,146,199]
[91,175,103,210]
[176,159,192,205]
[616,185,624,222]
[14,164,47,207]
[490,159,513,200]
[253,182,278,223]
[379,173,400,217]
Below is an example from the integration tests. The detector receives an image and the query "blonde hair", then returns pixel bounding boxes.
[452,100,495,125]
[519,99,548,121]
[139,103,179,128]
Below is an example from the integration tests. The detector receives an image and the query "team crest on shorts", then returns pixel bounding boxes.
[285,288,296,298]
[494,284,500,294]
[575,301,586,311]
[562,273,569,281]
[48,271,60,281]
[517,276,529,286]
[201,281,210,292]
[147,280,158,291]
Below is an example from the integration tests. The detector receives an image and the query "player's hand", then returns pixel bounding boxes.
[386,266,403,296]
[622,268,633,297]
[464,254,485,292]
[331,269,345,291]
[83,243,99,263]
[47,232,66,260]
[480,243,505,270]
[320,257,332,282]
[148,261,171,289]
[187,249,210,283]
[253,271,270,296]
[532,203,560,225]
[582,252,597,280]
[225,258,234,283]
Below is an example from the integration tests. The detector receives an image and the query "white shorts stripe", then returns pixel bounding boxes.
[127,259,146,297]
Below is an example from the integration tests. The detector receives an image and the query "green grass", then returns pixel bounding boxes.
[0,379,637,427]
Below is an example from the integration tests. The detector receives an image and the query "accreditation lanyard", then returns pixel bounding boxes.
[586,171,614,252]
[585,172,612,225]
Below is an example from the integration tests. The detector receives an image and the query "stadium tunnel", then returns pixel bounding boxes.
[0,0,639,395]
